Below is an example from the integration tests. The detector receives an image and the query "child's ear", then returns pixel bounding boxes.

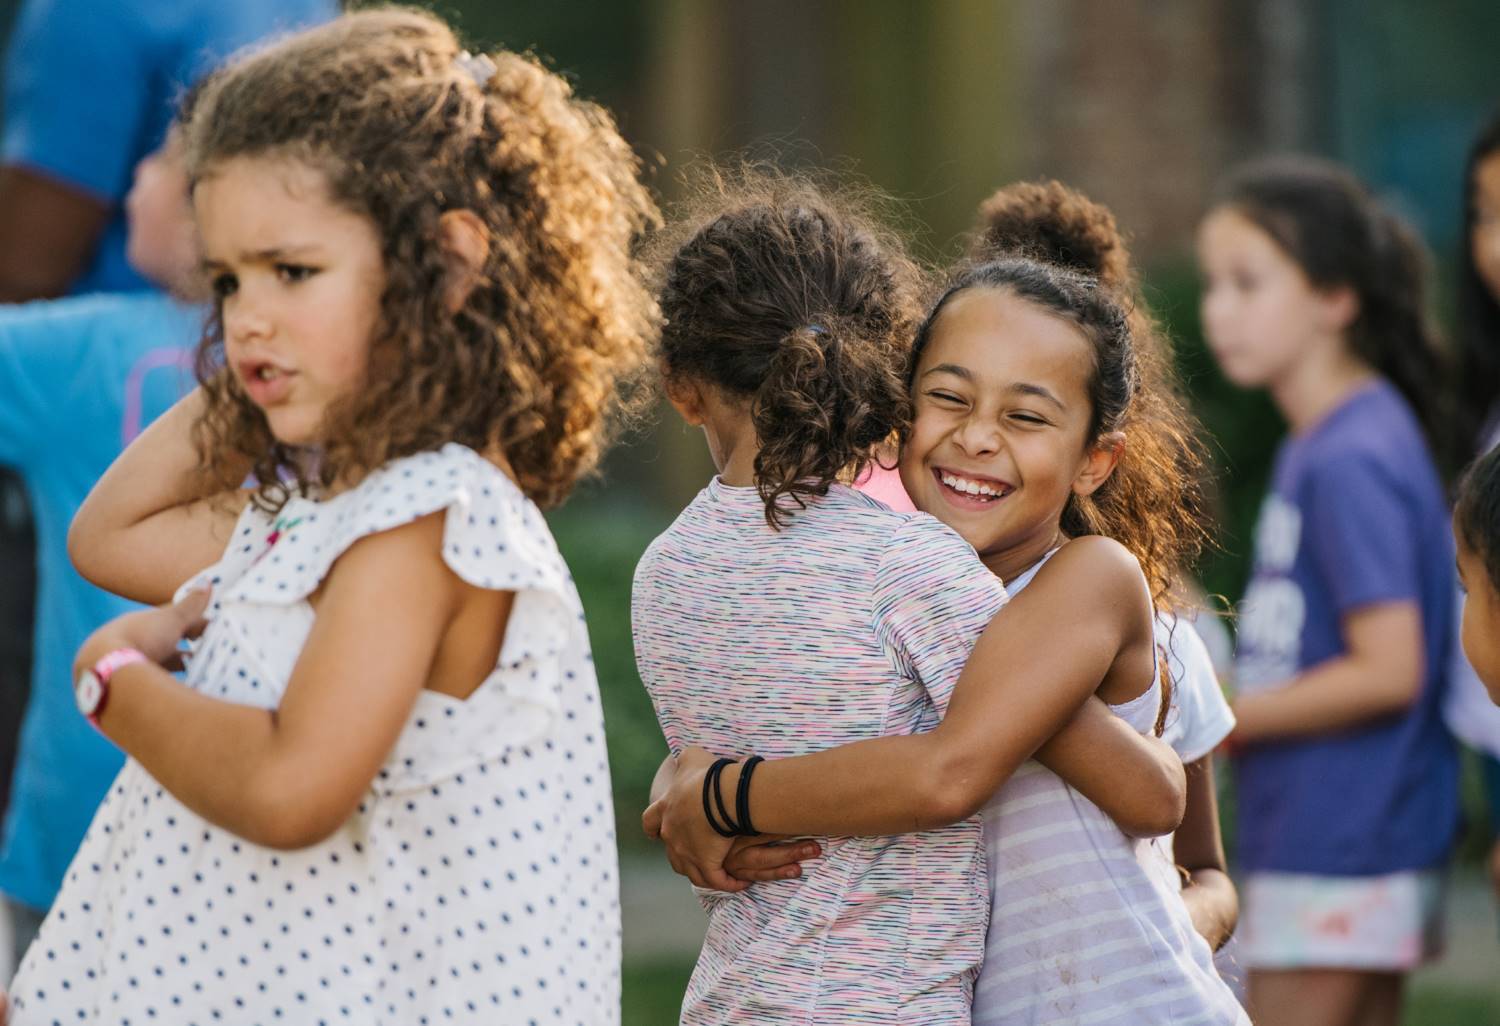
[663,373,708,427]
[1073,431,1125,498]
[1317,283,1360,334]
[437,209,490,313]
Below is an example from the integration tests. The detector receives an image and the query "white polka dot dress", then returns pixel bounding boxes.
[9,444,621,1025]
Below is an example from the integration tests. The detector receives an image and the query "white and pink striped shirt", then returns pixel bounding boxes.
[973,556,1249,1026]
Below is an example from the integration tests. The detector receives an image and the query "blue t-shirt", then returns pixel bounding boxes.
[1,0,337,295]
[0,291,203,910]
[1234,381,1459,876]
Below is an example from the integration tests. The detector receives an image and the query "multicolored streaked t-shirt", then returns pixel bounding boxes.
[633,479,1005,1025]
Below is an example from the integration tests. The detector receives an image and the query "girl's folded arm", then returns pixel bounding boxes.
[69,387,251,606]
[730,537,1150,837]
[1033,700,1186,837]
[82,512,463,849]
[706,703,1186,883]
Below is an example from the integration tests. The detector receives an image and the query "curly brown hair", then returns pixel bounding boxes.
[957,180,1213,611]
[651,165,925,528]
[183,6,660,510]
[971,180,1134,288]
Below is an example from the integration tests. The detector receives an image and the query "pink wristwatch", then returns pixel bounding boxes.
[74,648,149,728]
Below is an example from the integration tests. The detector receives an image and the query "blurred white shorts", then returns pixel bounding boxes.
[1241,869,1444,971]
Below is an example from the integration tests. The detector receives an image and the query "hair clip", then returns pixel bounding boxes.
[455,50,497,87]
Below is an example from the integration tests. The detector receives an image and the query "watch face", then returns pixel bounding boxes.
[75,670,103,717]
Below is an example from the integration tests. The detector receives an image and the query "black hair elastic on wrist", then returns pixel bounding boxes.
[711,759,738,836]
[702,758,737,838]
[735,756,764,837]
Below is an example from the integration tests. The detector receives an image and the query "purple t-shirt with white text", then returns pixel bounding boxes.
[1234,380,1458,875]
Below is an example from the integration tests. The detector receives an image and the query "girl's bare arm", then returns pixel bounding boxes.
[1173,754,1238,950]
[649,537,1185,889]
[1232,602,1423,741]
[69,387,250,605]
[1033,700,1187,838]
[715,701,1183,885]
[76,512,484,849]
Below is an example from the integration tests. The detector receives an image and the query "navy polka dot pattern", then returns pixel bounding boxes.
[9,445,621,1024]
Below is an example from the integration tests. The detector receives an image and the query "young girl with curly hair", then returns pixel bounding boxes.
[849,180,1238,958]
[638,169,1246,1024]
[969,180,1239,954]
[6,8,657,1024]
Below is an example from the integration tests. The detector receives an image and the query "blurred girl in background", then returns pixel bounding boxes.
[1198,157,1459,1026]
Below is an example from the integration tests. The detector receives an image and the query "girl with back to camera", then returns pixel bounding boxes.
[6,9,657,1023]
[641,171,1247,1024]
[1197,157,1458,1026]
[1445,110,1500,909]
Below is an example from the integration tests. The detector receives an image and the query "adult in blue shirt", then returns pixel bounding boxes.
[0,78,229,974]
[0,2,336,849]
[0,0,337,299]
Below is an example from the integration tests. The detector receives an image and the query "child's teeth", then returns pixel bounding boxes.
[942,472,1000,497]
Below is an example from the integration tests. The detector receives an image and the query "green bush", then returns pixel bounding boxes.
[548,500,671,849]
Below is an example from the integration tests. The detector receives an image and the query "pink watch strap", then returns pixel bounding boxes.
[87,647,149,726]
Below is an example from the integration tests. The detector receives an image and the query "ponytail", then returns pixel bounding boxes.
[1358,209,1449,458]
[969,179,1132,288]
[653,166,924,528]
[753,322,909,528]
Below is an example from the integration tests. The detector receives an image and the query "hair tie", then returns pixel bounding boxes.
[455,50,497,87]
[702,758,738,838]
[806,324,828,337]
